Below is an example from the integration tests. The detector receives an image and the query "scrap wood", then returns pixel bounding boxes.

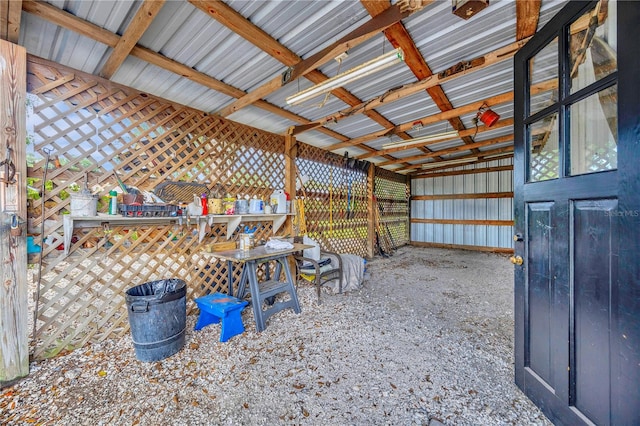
[378,201,397,252]
[373,196,392,257]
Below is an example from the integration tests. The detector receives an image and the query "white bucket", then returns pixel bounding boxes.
[70,193,98,216]
[270,190,287,214]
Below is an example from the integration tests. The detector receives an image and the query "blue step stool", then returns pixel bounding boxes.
[194,293,248,342]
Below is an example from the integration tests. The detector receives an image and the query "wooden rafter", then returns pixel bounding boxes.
[327,77,555,156]
[188,0,410,164]
[516,0,541,41]
[413,164,513,179]
[0,0,22,43]
[292,39,529,136]
[202,1,417,117]
[327,92,514,152]
[19,0,351,150]
[99,0,165,79]
[401,147,514,173]
[380,134,514,167]
[188,0,300,65]
[359,118,515,159]
[361,0,479,156]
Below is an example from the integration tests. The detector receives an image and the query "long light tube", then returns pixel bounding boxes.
[421,157,478,169]
[382,130,459,149]
[286,48,404,106]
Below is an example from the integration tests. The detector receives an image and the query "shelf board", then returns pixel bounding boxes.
[62,213,293,255]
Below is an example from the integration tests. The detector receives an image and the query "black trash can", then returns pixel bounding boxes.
[125,278,187,362]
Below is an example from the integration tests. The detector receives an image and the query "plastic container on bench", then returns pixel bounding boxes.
[119,204,179,217]
[125,278,186,362]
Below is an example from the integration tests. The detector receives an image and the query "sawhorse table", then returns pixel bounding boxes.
[214,243,311,332]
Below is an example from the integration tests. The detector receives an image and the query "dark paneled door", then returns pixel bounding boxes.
[513,1,639,424]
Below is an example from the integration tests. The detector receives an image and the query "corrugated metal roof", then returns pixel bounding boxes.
[16,0,571,172]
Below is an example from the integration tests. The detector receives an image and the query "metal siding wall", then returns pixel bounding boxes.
[411,158,514,250]
[464,173,475,245]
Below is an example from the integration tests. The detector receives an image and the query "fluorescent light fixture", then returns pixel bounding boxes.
[422,157,478,168]
[286,48,405,106]
[382,130,459,149]
[421,157,478,169]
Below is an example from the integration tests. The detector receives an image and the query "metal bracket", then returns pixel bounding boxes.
[0,171,21,212]
[0,147,16,186]
[281,67,294,85]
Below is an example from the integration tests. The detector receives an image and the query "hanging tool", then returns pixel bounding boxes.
[81,172,91,195]
[0,146,16,186]
[346,170,352,220]
[33,148,52,341]
[294,163,308,235]
[329,166,334,237]
[341,152,349,219]
[113,171,129,194]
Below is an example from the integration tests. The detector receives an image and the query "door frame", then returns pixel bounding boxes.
[514,1,640,424]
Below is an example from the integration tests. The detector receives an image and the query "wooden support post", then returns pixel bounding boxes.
[284,128,297,237]
[367,164,375,259]
[0,0,22,44]
[284,128,297,276]
[0,39,29,385]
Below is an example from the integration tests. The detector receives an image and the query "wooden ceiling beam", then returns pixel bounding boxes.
[188,0,412,164]
[399,152,513,174]
[326,91,514,152]
[361,0,478,157]
[411,162,513,178]
[379,134,513,167]
[129,44,245,98]
[398,146,514,173]
[0,0,22,43]
[292,38,528,136]
[22,1,242,97]
[188,0,300,65]
[213,2,417,117]
[21,0,362,150]
[22,1,119,45]
[99,0,165,79]
[358,118,514,159]
[516,0,541,41]
[326,77,555,154]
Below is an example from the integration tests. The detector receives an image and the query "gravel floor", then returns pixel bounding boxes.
[1,246,552,425]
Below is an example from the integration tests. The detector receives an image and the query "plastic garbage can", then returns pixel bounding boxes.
[125,278,186,362]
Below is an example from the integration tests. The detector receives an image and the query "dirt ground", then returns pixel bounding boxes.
[2,245,551,425]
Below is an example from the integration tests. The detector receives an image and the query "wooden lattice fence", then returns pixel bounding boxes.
[296,144,370,257]
[374,168,410,250]
[26,57,289,359]
[25,56,409,360]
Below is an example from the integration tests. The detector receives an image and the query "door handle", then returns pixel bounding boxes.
[510,255,523,266]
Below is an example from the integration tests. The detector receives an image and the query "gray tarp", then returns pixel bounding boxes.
[325,253,365,293]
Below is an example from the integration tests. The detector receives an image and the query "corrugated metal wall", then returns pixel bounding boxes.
[410,159,514,252]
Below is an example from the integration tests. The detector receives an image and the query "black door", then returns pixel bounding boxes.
[513,1,640,424]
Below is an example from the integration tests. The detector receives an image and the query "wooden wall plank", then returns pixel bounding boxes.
[413,192,513,200]
[414,165,513,179]
[411,218,514,226]
[0,0,22,44]
[411,241,514,254]
[0,39,28,384]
